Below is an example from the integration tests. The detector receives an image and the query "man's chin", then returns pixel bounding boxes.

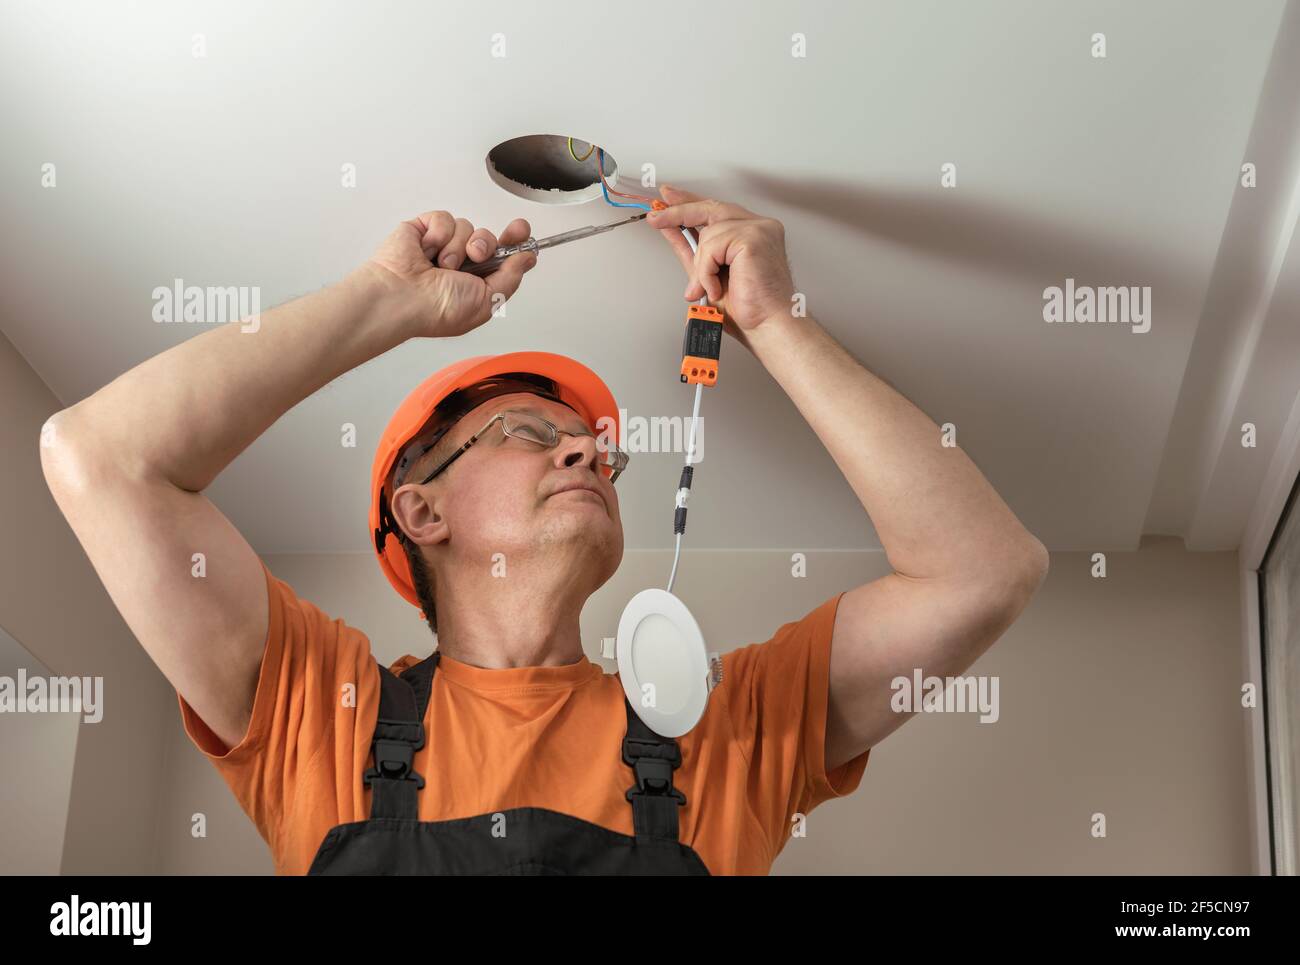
[540,506,622,552]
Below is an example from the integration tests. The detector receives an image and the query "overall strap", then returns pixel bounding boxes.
[363,652,440,819]
[622,696,688,843]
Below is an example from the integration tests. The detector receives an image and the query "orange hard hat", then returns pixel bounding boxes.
[370,351,621,613]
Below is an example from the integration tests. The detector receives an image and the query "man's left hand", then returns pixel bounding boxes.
[647,185,797,349]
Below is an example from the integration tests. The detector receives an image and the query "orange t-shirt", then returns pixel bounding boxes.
[176,559,871,875]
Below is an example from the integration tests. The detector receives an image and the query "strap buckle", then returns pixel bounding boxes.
[623,738,685,806]
[363,737,426,790]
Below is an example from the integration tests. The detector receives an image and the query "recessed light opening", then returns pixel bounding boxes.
[485,134,619,205]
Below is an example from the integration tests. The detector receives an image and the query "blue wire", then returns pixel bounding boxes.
[597,149,652,210]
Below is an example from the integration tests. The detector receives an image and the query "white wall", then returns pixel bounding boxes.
[0,330,174,874]
[0,624,80,874]
[159,539,1250,875]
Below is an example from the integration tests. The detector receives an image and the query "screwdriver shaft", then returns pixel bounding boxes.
[451,212,648,276]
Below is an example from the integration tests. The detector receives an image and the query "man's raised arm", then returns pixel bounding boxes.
[647,185,1048,773]
[39,212,536,750]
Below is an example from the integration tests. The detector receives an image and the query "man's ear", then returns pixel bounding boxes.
[390,483,450,547]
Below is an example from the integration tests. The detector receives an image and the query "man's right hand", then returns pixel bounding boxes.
[366,210,538,338]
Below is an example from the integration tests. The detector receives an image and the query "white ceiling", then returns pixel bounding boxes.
[4,0,1297,554]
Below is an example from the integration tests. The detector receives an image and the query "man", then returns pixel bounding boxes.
[40,185,1048,875]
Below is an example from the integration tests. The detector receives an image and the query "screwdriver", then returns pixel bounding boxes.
[448,211,651,276]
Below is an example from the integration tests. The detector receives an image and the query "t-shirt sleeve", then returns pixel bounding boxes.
[717,591,871,860]
[174,558,375,851]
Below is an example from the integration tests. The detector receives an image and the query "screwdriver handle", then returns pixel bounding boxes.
[441,238,539,277]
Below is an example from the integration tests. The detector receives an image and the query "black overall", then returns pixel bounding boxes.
[307,651,711,875]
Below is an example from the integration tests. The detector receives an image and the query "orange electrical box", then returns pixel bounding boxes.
[680,305,724,386]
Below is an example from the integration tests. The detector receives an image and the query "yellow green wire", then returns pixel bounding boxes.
[567,137,595,162]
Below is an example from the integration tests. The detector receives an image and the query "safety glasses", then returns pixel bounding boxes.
[412,409,629,486]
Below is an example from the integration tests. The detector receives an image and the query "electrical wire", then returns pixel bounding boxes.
[595,148,654,209]
[666,380,704,593]
[567,137,595,162]
[574,143,706,594]
[576,142,656,209]
[593,147,651,202]
[666,228,709,594]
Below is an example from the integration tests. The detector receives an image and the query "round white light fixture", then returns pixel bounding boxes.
[615,588,718,738]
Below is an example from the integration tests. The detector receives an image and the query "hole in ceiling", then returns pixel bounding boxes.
[485,134,618,205]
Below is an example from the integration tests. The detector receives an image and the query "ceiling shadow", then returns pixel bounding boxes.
[723,167,1199,308]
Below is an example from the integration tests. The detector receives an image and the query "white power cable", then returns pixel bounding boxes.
[667,226,708,594]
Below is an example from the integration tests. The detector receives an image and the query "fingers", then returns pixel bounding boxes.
[404,212,533,271]
[669,219,752,303]
[646,185,750,231]
[404,211,457,260]
[647,184,754,301]
[462,216,532,266]
[464,226,498,264]
[653,186,705,283]
[656,219,713,300]
[499,217,531,246]
[647,200,716,231]
[657,223,698,277]
[482,250,537,304]
[693,229,731,303]
[658,221,722,303]
[436,218,476,270]
[402,211,472,269]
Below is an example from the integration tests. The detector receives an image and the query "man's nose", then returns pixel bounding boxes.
[553,431,600,474]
